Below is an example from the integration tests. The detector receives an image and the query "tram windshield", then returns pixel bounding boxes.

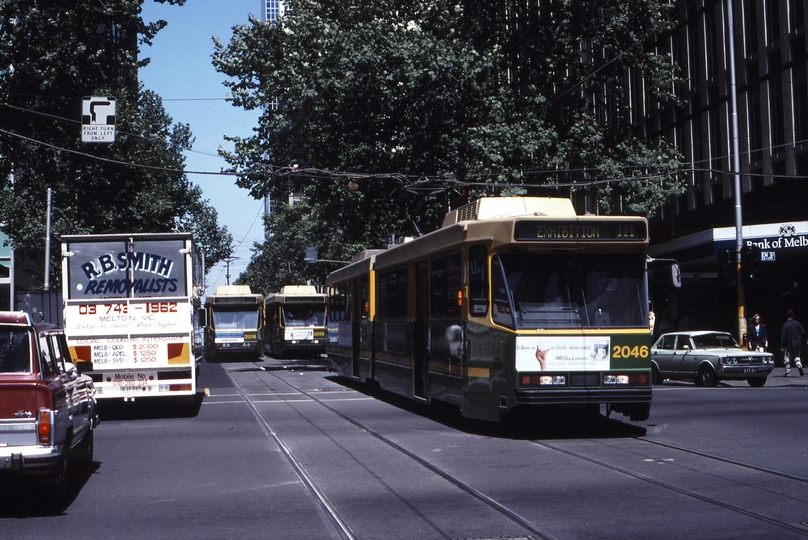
[212,309,260,330]
[282,305,326,327]
[491,253,647,329]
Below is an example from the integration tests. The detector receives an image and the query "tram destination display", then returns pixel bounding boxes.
[514,219,648,242]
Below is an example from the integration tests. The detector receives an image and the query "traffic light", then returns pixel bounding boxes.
[717,248,736,287]
[741,245,762,283]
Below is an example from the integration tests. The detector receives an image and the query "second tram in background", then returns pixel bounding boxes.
[326,197,654,423]
[201,285,264,360]
[264,285,327,357]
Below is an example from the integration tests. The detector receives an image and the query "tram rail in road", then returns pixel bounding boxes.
[219,359,808,539]
[224,363,559,540]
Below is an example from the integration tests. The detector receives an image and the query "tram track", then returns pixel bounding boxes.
[532,437,808,536]
[634,436,808,484]
[225,360,808,538]
[225,367,357,540]
[227,362,559,540]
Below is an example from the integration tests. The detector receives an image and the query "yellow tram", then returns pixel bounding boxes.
[264,285,327,357]
[326,197,653,422]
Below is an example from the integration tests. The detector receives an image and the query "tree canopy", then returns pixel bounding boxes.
[0,0,232,289]
[214,0,684,289]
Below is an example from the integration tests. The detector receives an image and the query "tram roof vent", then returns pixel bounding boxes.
[387,236,415,249]
[441,197,576,227]
[350,249,386,263]
[214,285,254,296]
[280,285,318,295]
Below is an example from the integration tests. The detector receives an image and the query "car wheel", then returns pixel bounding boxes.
[651,364,663,385]
[73,429,94,469]
[47,457,69,504]
[747,377,767,387]
[696,365,718,387]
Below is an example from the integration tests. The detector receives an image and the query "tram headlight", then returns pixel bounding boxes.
[520,374,566,387]
[630,373,649,385]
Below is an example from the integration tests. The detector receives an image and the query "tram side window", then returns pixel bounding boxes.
[445,251,461,318]
[329,284,350,322]
[359,278,369,320]
[378,266,408,320]
[469,245,488,317]
[377,273,389,319]
[430,255,445,318]
[491,256,514,328]
[395,266,408,318]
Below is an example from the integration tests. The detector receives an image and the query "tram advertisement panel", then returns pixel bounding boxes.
[515,336,611,372]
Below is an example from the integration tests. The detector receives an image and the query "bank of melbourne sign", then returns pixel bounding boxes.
[721,222,808,262]
[649,220,808,266]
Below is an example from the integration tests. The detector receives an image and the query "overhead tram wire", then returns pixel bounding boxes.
[2,125,771,190]
[7,100,805,189]
[0,5,740,193]
[0,101,223,161]
[207,204,265,290]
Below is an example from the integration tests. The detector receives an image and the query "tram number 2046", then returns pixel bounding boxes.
[612,345,650,359]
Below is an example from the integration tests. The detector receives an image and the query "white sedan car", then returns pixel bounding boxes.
[651,331,774,387]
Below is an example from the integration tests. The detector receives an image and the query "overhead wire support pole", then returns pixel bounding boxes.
[44,188,52,291]
[726,0,746,343]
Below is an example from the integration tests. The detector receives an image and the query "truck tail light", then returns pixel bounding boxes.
[38,409,53,444]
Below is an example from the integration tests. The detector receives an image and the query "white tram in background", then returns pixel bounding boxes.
[326,197,653,423]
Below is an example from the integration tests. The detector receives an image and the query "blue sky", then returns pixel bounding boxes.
[138,0,264,297]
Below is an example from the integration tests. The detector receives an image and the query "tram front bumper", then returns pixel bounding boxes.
[515,387,652,406]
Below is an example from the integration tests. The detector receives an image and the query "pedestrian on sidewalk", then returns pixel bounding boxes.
[781,310,805,377]
[747,314,768,351]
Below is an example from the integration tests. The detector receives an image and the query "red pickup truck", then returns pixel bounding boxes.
[0,311,99,499]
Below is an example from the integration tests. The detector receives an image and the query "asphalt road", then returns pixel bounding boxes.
[2,355,808,539]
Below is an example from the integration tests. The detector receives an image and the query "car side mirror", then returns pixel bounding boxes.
[65,362,79,381]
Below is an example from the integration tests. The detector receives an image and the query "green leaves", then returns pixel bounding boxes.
[213,0,684,288]
[0,1,232,287]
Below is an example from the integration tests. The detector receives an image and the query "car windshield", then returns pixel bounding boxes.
[0,328,31,373]
[692,333,739,349]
